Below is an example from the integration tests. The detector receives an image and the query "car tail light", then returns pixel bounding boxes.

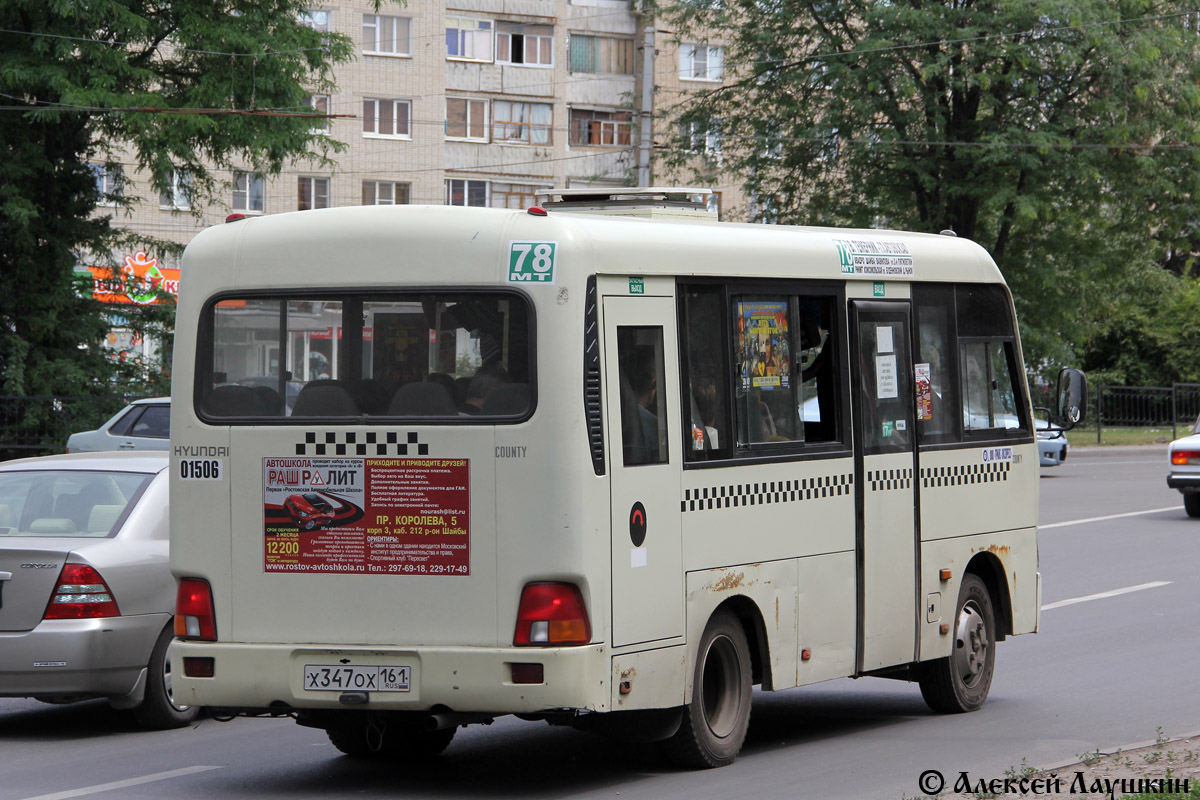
[175,578,217,640]
[514,582,590,646]
[1172,450,1199,466]
[43,564,120,619]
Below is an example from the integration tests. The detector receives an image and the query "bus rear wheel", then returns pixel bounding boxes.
[663,610,752,769]
[919,573,996,713]
[326,713,455,759]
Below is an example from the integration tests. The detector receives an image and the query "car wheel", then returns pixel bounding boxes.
[1184,493,1200,519]
[133,624,200,729]
[919,573,996,713]
[662,610,752,769]
[326,713,455,759]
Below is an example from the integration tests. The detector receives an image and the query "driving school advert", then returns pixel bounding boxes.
[262,457,470,575]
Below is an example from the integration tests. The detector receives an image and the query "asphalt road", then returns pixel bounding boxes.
[1,446,1193,800]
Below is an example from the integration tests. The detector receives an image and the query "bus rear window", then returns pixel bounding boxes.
[197,292,532,422]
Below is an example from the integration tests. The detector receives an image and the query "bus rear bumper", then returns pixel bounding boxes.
[170,640,609,714]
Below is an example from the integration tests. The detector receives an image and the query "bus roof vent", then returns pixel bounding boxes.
[538,187,718,220]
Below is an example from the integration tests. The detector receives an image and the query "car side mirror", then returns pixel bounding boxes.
[1055,368,1087,430]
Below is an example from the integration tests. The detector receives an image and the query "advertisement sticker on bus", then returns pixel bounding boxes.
[262,457,470,575]
[736,301,791,392]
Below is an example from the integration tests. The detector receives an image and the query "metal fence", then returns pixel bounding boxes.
[0,395,139,460]
[1087,383,1200,443]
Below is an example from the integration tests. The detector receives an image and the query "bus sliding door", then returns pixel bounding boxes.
[602,295,684,648]
[850,301,919,672]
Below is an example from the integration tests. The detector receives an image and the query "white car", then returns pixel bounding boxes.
[0,451,196,727]
[65,398,170,453]
[1036,419,1069,467]
[1167,415,1200,518]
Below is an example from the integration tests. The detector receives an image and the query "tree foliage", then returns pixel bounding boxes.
[0,0,355,398]
[660,0,1200,374]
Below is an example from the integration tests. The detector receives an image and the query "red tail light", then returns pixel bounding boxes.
[1172,450,1199,466]
[43,564,120,619]
[175,578,217,640]
[514,582,590,646]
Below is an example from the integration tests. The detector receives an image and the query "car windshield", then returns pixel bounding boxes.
[0,470,152,538]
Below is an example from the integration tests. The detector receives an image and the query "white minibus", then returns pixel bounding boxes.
[169,189,1084,768]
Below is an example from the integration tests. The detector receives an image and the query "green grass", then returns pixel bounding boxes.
[1068,427,1179,447]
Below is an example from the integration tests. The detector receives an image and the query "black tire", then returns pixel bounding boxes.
[133,624,200,729]
[662,610,752,769]
[326,714,455,759]
[919,573,996,713]
[1184,493,1200,519]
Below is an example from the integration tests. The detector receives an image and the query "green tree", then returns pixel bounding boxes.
[660,1,1200,370]
[0,0,356,400]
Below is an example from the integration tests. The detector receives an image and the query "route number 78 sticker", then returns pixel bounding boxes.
[508,241,557,285]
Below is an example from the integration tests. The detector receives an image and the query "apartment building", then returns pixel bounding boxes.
[84,1,747,369]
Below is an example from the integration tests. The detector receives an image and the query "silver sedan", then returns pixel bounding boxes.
[0,451,196,728]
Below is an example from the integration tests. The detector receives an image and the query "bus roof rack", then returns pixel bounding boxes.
[537,187,718,220]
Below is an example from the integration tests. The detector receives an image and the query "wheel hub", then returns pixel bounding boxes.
[953,601,989,688]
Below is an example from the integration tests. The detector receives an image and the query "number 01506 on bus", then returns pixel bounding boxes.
[303,665,411,692]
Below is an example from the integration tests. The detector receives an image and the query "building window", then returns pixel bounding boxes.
[496,23,553,66]
[679,120,721,154]
[298,9,330,31]
[569,108,632,147]
[445,179,488,207]
[159,169,193,209]
[90,162,124,205]
[446,98,488,141]
[362,181,410,205]
[680,43,724,81]
[307,94,331,134]
[492,101,552,145]
[491,182,549,210]
[363,98,411,138]
[446,16,492,61]
[298,177,329,210]
[568,34,634,74]
[232,172,265,213]
[363,14,411,56]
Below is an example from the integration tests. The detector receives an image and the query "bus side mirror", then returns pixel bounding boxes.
[1055,368,1087,430]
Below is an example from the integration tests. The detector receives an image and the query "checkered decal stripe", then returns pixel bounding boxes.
[920,462,1010,488]
[682,474,853,512]
[867,468,913,493]
[294,431,429,456]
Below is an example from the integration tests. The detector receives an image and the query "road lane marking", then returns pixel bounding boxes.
[21,766,223,800]
[1040,506,1179,529]
[1042,581,1172,611]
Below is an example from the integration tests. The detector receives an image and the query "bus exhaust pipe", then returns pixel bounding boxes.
[426,712,494,731]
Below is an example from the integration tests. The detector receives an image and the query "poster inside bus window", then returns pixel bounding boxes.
[737,301,791,392]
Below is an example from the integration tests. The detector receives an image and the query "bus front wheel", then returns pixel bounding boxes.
[919,573,996,713]
[663,610,752,769]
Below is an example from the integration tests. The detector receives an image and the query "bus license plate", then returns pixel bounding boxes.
[303,665,411,692]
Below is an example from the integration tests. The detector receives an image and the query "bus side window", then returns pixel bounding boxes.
[955,284,1027,434]
[913,285,961,445]
[617,327,668,466]
[682,286,729,460]
[798,296,838,443]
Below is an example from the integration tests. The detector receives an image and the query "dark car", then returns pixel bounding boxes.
[284,493,335,529]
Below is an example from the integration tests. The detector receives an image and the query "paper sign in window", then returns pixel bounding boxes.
[876,354,898,399]
[877,325,894,354]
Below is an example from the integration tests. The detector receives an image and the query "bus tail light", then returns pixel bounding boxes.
[1172,450,1199,466]
[43,564,120,619]
[514,582,590,646]
[175,578,217,640]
